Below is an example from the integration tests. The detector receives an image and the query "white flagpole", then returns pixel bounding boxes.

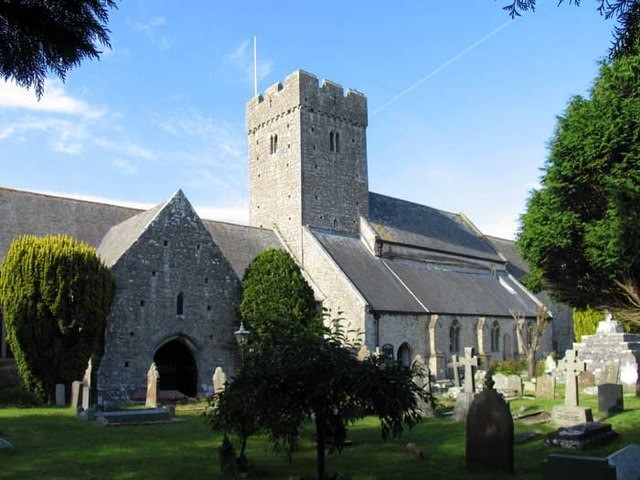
[253,35,258,97]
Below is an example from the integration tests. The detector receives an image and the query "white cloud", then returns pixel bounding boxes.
[112,158,139,175]
[94,138,157,160]
[195,203,249,225]
[0,80,105,119]
[227,38,274,84]
[129,16,171,50]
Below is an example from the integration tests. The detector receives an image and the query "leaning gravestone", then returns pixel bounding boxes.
[536,375,556,400]
[213,366,227,395]
[145,362,160,408]
[55,383,65,407]
[465,372,514,474]
[453,347,478,422]
[598,383,624,415]
[551,350,594,427]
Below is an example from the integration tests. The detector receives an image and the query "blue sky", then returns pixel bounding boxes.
[0,1,616,239]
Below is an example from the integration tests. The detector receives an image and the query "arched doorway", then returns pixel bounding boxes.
[153,339,197,397]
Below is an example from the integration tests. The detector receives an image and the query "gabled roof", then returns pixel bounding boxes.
[0,187,140,264]
[368,192,502,262]
[486,235,529,282]
[311,227,539,317]
[97,195,170,268]
[203,221,284,279]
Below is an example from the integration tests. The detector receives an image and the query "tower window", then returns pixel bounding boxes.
[270,134,278,154]
[177,292,184,316]
[335,132,340,153]
[330,131,335,152]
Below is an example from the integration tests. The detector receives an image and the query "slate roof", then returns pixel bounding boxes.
[368,192,502,262]
[98,197,169,268]
[0,187,140,264]
[311,228,539,317]
[204,221,284,279]
[486,235,529,282]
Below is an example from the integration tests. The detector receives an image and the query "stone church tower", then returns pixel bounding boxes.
[246,70,369,259]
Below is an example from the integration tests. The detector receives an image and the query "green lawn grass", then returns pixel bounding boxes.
[1,391,639,480]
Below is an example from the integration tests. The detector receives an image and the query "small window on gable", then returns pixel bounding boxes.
[177,292,184,316]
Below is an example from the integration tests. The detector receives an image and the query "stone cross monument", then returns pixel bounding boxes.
[559,349,586,407]
[461,347,478,394]
[448,354,461,387]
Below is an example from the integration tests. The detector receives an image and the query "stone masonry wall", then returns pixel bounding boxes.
[97,194,240,402]
[247,71,368,260]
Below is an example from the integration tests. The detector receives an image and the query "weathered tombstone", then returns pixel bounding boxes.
[453,347,478,422]
[213,366,227,395]
[0,438,12,449]
[551,350,593,427]
[465,372,514,474]
[81,385,91,411]
[578,370,596,388]
[493,373,522,397]
[601,362,620,385]
[412,355,434,417]
[545,354,557,374]
[543,454,616,480]
[545,422,617,450]
[55,383,65,407]
[448,354,461,387]
[536,375,556,400]
[356,345,370,360]
[70,381,82,409]
[598,383,623,415]
[145,362,160,408]
[607,443,640,480]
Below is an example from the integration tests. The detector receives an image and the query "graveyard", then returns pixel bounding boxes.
[1,382,640,480]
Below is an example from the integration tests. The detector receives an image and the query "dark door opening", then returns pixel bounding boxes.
[153,339,197,397]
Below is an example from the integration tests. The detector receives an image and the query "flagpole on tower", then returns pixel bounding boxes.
[253,35,258,97]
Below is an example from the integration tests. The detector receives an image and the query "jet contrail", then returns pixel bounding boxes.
[371,19,516,118]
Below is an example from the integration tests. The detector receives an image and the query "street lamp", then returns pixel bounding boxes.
[234,322,251,359]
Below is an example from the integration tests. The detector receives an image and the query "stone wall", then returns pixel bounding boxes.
[97,194,240,402]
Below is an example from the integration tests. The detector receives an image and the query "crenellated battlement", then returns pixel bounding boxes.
[247,70,367,133]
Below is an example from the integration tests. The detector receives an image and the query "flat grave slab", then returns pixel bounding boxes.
[544,422,617,450]
[95,408,183,427]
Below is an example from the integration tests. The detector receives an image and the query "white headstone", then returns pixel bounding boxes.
[213,366,227,395]
[55,384,65,407]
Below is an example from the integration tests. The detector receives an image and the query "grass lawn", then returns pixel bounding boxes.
[1,391,640,480]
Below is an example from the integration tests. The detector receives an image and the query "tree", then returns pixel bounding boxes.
[501,0,640,58]
[238,248,322,344]
[207,327,426,480]
[517,51,640,321]
[573,306,605,341]
[0,235,115,402]
[511,305,550,378]
[0,0,117,98]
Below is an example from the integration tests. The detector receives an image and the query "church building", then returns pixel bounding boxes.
[0,70,565,402]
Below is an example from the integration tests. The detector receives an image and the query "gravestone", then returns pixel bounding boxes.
[578,370,596,388]
[598,383,624,415]
[70,381,82,409]
[0,438,12,449]
[213,366,227,395]
[145,362,160,408]
[413,355,434,417]
[81,385,91,411]
[545,354,557,374]
[608,443,640,480]
[465,372,514,474]
[55,383,65,407]
[536,375,556,400]
[453,347,478,422]
[357,345,370,360]
[602,362,620,385]
[543,453,616,480]
[552,350,593,427]
[493,373,522,397]
[82,357,93,387]
[448,354,461,387]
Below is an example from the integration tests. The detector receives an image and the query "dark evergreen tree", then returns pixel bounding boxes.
[517,52,640,321]
[0,235,115,402]
[0,0,117,98]
[238,248,322,344]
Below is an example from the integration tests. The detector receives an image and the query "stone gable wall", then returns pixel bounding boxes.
[97,198,240,402]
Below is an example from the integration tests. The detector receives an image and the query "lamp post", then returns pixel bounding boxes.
[234,322,251,361]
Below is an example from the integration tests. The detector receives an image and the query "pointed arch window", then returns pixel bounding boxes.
[176,292,184,316]
[449,320,460,353]
[491,321,500,352]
